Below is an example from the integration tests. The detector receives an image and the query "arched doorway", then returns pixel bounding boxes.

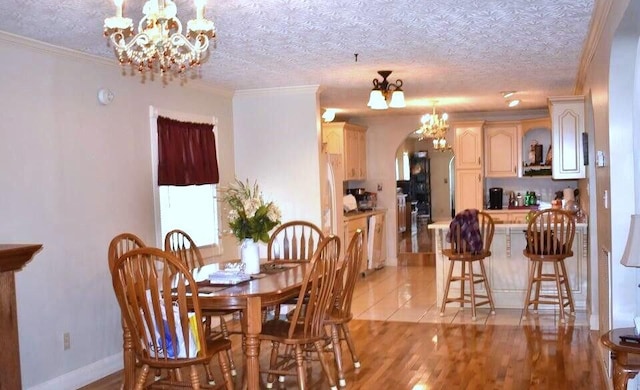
[395,134,454,265]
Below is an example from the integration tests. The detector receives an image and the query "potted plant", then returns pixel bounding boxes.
[222,179,281,273]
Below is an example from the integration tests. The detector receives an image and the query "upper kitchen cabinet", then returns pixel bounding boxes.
[548,96,586,179]
[453,121,485,212]
[454,121,484,170]
[322,122,367,181]
[484,122,521,178]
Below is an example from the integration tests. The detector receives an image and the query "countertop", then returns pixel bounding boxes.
[343,208,387,221]
[428,220,588,229]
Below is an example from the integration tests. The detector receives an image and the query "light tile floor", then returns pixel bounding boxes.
[352,265,589,327]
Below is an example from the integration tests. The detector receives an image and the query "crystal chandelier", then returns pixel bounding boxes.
[367,70,406,110]
[103,0,216,74]
[416,103,451,151]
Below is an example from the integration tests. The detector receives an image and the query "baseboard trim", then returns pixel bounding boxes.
[26,353,122,390]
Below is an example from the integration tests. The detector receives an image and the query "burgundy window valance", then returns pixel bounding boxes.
[157,115,219,186]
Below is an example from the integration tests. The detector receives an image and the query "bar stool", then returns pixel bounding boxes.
[440,209,496,320]
[522,209,576,323]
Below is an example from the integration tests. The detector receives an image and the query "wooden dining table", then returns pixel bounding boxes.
[120,261,309,390]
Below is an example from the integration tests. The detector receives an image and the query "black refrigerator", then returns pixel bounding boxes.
[410,151,432,223]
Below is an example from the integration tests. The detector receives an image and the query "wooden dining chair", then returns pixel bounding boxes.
[259,235,340,390]
[111,247,234,390]
[522,209,576,323]
[108,232,146,272]
[108,232,147,389]
[326,229,364,387]
[267,220,325,262]
[164,229,238,376]
[266,221,325,320]
[440,209,496,320]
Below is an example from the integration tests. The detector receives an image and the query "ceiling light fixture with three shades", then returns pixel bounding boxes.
[367,70,406,110]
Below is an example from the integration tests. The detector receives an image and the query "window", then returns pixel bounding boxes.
[158,185,219,246]
[149,106,221,251]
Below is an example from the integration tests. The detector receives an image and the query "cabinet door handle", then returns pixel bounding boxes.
[514,165,516,173]
[478,157,481,165]
[478,173,481,181]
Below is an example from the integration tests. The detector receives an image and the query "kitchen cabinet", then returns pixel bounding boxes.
[453,121,484,212]
[484,122,521,178]
[397,194,407,233]
[370,212,386,269]
[323,122,367,181]
[344,216,368,274]
[455,169,484,211]
[486,210,530,224]
[344,210,386,273]
[454,121,484,170]
[548,96,586,179]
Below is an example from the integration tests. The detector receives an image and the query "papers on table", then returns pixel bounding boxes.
[208,270,251,285]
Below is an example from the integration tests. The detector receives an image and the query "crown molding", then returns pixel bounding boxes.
[234,85,320,98]
[574,0,613,94]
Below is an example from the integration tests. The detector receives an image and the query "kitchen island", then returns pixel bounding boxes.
[428,220,588,309]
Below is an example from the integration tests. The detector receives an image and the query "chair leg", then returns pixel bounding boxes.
[553,261,566,323]
[467,261,477,320]
[559,259,575,315]
[523,260,537,320]
[314,340,338,390]
[532,261,543,312]
[219,316,237,376]
[478,259,495,315]
[294,345,307,390]
[217,348,235,390]
[203,362,216,386]
[134,365,150,390]
[440,260,456,316]
[459,261,466,310]
[341,323,360,368]
[330,324,346,387]
[266,341,280,388]
[189,365,201,390]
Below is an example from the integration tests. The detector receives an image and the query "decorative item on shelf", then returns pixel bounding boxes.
[620,214,640,341]
[415,102,451,151]
[367,70,406,110]
[103,0,216,75]
[222,179,281,274]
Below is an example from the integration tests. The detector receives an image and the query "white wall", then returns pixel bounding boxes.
[0,33,236,388]
[605,0,640,329]
[232,86,323,255]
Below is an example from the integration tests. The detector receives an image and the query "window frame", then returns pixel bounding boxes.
[149,105,223,256]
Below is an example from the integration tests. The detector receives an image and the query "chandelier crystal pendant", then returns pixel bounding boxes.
[103,0,216,74]
[416,103,451,151]
[367,70,406,110]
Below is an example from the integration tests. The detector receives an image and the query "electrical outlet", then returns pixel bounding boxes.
[63,332,70,350]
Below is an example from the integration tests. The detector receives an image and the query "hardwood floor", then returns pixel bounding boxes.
[82,226,608,389]
[82,319,606,389]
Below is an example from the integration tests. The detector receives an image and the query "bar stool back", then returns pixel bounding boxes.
[522,209,576,323]
[440,209,496,320]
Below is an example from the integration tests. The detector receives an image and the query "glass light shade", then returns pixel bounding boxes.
[508,99,520,107]
[322,109,336,122]
[389,90,406,108]
[621,214,640,267]
[368,90,388,109]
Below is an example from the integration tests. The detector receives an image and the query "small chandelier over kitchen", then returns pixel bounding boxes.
[367,70,406,110]
[416,103,451,151]
[103,0,216,74]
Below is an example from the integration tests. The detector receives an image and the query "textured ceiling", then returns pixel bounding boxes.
[0,0,595,119]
